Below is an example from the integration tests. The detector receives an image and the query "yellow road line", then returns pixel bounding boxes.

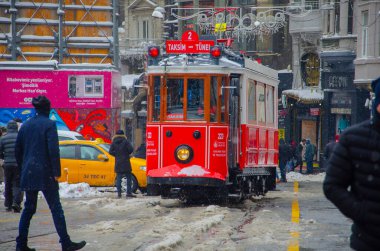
[288,181,300,251]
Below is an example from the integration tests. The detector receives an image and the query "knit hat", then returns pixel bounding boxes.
[32,95,51,114]
[371,76,380,109]
[116,129,124,135]
[6,120,18,130]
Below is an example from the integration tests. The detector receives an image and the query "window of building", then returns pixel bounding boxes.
[362,11,368,57]
[143,20,149,40]
[347,0,353,34]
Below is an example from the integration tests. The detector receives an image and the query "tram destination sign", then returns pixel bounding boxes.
[166,30,215,54]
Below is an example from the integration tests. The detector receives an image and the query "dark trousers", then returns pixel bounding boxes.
[16,189,71,248]
[116,172,132,196]
[306,160,314,174]
[279,161,287,182]
[3,166,23,208]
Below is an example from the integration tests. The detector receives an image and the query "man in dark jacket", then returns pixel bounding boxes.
[109,129,134,198]
[323,76,380,251]
[278,138,291,182]
[0,120,23,212]
[15,96,86,251]
[304,139,315,174]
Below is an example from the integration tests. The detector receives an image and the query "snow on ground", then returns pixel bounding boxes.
[286,172,325,182]
[0,182,4,199]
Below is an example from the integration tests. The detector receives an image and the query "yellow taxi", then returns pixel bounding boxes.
[58,139,147,192]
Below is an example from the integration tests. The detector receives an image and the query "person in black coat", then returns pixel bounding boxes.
[295,139,306,173]
[109,129,134,198]
[323,76,380,251]
[0,120,23,212]
[278,138,291,182]
[15,96,86,251]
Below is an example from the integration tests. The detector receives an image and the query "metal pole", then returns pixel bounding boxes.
[10,0,17,60]
[112,0,120,69]
[58,0,63,64]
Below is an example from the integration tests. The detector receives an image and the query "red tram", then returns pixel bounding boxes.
[145,31,279,202]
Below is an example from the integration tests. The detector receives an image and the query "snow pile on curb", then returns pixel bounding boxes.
[59,182,101,198]
[286,172,325,182]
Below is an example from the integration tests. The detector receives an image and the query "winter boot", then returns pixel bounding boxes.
[12,203,22,213]
[62,240,86,251]
[16,246,36,251]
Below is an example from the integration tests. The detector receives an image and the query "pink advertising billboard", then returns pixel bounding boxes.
[0,69,121,109]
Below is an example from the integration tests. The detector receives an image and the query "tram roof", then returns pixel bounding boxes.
[147,53,278,81]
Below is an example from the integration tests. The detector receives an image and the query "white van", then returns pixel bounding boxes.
[58,130,85,141]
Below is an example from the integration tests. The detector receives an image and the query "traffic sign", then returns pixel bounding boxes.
[166,30,215,54]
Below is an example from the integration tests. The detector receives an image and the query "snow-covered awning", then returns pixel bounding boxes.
[282,88,324,104]
[121,109,134,118]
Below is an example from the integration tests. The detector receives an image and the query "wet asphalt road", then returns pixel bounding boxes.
[0,181,352,251]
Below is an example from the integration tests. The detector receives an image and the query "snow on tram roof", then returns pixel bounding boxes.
[158,54,243,68]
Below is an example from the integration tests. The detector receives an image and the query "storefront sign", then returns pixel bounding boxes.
[310,108,320,116]
[327,75,349,89]
[331,108,352,114]
[166,30,215,54]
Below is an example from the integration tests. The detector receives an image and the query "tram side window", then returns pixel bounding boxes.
[187,79,204,120]
[221,77,227,123]
[248,80,256,121]
[153,76,161,121]
[266,86,274,124]
[256,84,266,123]
[210,77,218,122]
[167,79,184,120]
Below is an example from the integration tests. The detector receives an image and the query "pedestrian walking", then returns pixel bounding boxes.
[323,76,380,251]
[304,139,314,174]
[0,120,23,212]
[15,95,86,251]
[109,129,135,198]
[296,139,306,173]
[278,138,291,182]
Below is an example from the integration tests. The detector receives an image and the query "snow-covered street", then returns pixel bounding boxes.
[0,172,351,251]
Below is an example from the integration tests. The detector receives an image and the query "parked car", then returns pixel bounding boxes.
[58,130,85,141]
[58,140,147,192]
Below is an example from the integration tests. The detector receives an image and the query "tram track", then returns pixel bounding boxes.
[0,231,56,245]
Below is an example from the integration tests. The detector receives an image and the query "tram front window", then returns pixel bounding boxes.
[166,79,184,120]
[187,79,204,120]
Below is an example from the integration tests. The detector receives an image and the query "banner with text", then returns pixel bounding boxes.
[0,69,120,109]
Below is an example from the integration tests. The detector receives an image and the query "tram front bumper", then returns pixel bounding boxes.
[147,164,226,187]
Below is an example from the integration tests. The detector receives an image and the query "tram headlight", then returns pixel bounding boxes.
[175,145,193,164]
